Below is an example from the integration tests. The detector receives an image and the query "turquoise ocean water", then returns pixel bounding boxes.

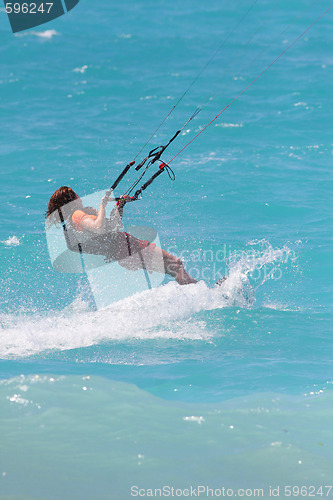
[0,0,332,498]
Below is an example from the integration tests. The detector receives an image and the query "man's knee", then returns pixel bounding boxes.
[165,256,182,275]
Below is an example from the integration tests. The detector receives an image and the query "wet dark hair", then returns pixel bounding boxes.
[46,186,79,224]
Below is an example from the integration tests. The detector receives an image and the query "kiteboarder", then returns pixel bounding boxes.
[46,186,198,286]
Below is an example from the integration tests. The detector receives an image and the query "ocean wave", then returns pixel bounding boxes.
[73,65,88,74]
[0,241,297,358]
[0,281,229,358]
[1,235,20,247]
[215,122,244,127]
[0,374,332,500]
[15,29,59,39]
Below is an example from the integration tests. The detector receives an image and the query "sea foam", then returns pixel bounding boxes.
[0,241,296,358]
